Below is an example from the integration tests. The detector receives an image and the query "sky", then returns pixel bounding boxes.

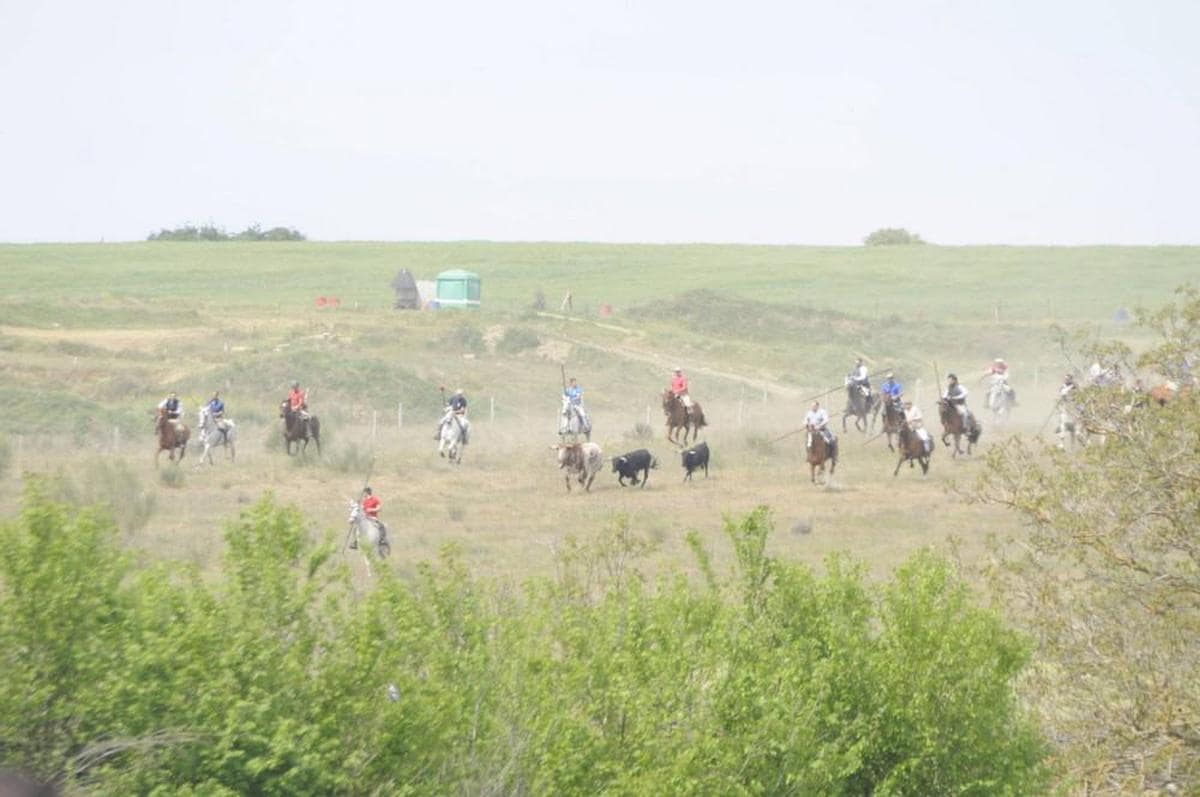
[1,0,1197,245]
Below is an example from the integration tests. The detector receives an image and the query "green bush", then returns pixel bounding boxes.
[864,227,926,246]
[437,322,485,353]
[0,434,10,479]
[0,495,1047,794]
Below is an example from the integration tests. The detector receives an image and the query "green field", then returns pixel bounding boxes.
[0,241,1195,579]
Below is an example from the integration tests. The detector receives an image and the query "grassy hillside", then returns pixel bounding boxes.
[0,241,1194,579]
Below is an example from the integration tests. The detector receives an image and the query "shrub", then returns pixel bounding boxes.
[157,464,185,488]
[438,322,485,353]
[623,422,654,442]
[0,434,10,479]
[864,227,926,246]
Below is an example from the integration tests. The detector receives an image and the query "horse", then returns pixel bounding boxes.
[438,412,468,463]
[196,406,236,466]
[893,421,932,476]
[878,396,905,451]
[279,401,321,456]
[804,425,837,485]
[985,378,1015,422]
[938,399,982,457]
[558,397,591,441]
[842,383,880,433]
[346,500,390,559]
[154,409,189,467]
[662,390,706,446]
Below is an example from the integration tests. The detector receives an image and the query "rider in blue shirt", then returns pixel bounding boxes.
[207,391,225,420]
[563,377,590,432]
[880,372,903,406]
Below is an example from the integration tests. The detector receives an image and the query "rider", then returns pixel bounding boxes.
[847,358,871,395]
[563,376,590,432]
[903,401,934,454]
[349,486,388,550]
[879,371,903,410]
[985,358,1017,406]
[435,388,469,443]
[205,388,224,420]
[288,381,310,420]
[158,391,183,430]
[670,367,693,412]
[804,400,837,459]
[942,374,975,427]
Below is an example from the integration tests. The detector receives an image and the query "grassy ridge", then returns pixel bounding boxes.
[2,242,1194,322]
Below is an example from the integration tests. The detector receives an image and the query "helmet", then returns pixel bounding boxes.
[455,388,464,395]
[291,380,300,389]
[673,366,682,373]
[885,371,894,378]
[362,486,372,495]
[947,373,958,380]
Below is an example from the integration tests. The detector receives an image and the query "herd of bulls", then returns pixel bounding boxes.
[551,441,710,493]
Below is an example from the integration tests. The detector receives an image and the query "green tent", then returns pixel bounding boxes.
[435,269,481,309]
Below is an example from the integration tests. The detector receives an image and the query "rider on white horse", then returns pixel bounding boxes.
[349,486,388,550]
[985,358,1017,406]
[562,377,591,432]
[206,391,229,430]
[435,388,469,444]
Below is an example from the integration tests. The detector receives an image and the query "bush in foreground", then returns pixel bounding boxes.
[0,491,1046,794]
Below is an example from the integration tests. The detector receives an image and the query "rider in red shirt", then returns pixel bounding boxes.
[361,486,381,519]
[670,367,693,409]
[288,381,309,418]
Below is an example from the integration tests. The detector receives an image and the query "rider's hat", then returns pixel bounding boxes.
[291,380,300,388]
[455,388,464,395]
[947,373,958,380]
[886,370,894,378]
[673,366,682,372]
[995,357,1004,363]
[363,486,372,494]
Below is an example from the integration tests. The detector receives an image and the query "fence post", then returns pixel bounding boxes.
[915,378,923,407]
[113,426,120,453]
[490,397,495,423]
[371,410,378,439]
[397,402,403,430]
[645,405,651,427]
[738,399,744,428]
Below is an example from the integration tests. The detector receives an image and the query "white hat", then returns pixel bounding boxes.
[673,366,682,372]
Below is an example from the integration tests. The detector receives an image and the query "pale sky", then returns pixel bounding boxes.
[1,0,1197,245]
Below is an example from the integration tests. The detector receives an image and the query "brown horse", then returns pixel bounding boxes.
[154,409,189,467]
[938,399,981,457]
[662,390,706,446]
[280,401,321,455]
[893,421,931,476]
[805,425,837,485]
[879,396,905,451]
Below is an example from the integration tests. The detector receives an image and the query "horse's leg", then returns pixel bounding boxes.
[893,455,903,476]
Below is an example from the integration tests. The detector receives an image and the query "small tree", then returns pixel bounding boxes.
[974,286,1200,793]
[864,227,925,246]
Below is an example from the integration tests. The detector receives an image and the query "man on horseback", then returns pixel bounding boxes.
[670,367,694,414]
[804,400,838,459]
[984,358,1017,407]
[563,376,591,432]
[436,388,469,444]
[942,374,976,427]
[288,381,310,420]
[846,358,871,398]
[880,371,903,411]
[206,391,230,433]
[903,401,934,454]
[349,486,388,550]
[158,391,183,430]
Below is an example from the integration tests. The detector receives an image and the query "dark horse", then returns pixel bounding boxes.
[937,399,981,457]
[280,400,321,455]
[842,384,880,433]
[155,409,189,467]
[662,390,706,446]
[879,396,905,451]
[805,425,837,485]
[893,421,932,476]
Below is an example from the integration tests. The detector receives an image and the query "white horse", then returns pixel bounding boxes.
[558,396,591,441]
[347,500,390,559]
[985,377,1015,422]
[438,412,468,464]
[196,406,236,466]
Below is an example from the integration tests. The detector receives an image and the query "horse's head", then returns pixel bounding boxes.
[279,400,289,418]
